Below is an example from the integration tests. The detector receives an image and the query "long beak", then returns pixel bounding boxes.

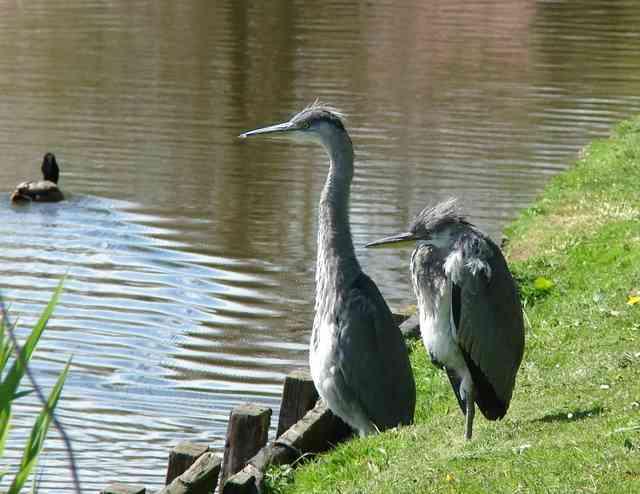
[239,121,295,139]
[365,231,417,249]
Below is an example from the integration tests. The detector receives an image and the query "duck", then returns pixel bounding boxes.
[10,153,65,203]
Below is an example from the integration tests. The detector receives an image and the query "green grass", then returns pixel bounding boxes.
[266,118,640,493]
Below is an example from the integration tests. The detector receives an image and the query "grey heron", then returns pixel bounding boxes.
[367,199,524,440]
[240,102,416,436]
[11,153,64,203]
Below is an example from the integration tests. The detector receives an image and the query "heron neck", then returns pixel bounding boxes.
[316,133,361,312]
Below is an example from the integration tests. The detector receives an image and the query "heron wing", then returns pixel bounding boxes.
[452,235,524,419]
[445,368,465,415]
[335,272,416,430]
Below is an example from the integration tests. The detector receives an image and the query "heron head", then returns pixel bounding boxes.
[366,198,466,250]
[41,152,60,183]
[239,101,347,147]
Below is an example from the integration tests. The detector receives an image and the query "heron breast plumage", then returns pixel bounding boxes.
[413,247,467,376]
[310,318,377,436]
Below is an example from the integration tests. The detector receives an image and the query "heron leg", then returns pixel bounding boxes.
[464,385,475,441]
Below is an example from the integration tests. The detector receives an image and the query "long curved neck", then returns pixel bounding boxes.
[315,132,361,314]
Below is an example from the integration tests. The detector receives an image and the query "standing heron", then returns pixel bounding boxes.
[367,199,524,440]
[240,102,416,436]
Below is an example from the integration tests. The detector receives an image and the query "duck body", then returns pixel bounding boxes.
[11,180,64,203]
[10,153,64,203]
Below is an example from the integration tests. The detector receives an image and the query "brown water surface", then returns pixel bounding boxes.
[1,1,640,490]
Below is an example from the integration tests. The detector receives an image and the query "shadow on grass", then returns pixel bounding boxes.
[533,406,604,424]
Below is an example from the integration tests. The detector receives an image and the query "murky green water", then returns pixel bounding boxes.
[1,1,640,490]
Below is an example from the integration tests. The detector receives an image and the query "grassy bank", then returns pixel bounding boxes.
[267,118,640,493]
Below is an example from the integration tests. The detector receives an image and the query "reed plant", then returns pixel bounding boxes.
[0,279,71,493]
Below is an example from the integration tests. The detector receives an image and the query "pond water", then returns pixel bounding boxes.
[1,0,640,491]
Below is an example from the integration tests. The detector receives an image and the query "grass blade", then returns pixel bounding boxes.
[0,278,65,411]
[0,406,11,458]
[8,358,71,494]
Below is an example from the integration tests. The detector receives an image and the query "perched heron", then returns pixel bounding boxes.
[367,199,524,440]
[11,153,64,203]
[240,102,416,436]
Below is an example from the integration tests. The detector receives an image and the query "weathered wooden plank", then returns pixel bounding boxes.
[220,403,272,487]
[221,469,258,494]
[279,399,351,454]
[101,483,146,494]
[391,312,411,327]
[158,452,222,494]
[276,370,318,437]
[399,312,420,340]
[166,441,210,484]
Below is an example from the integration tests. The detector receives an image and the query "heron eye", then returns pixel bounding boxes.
[302,122,311,129]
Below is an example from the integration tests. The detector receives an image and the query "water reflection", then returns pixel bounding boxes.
[1,0,640,491]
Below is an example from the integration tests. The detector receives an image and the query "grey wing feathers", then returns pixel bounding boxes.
[453,234,524,418]
[445,368,465,415]
[336,272,416,430]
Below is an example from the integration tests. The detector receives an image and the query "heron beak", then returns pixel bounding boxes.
[239,121,295,139]
[365,232,417,249]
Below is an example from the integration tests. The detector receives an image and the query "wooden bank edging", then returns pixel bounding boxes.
[100,312,419,494]
[223,400,352,493]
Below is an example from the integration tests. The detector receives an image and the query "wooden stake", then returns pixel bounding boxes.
[225,400,352,492]
[220,403,272,487]
[101,483,146,494]
[276,370,318,437]
[158,452,222,494]
[166,442,210,484]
